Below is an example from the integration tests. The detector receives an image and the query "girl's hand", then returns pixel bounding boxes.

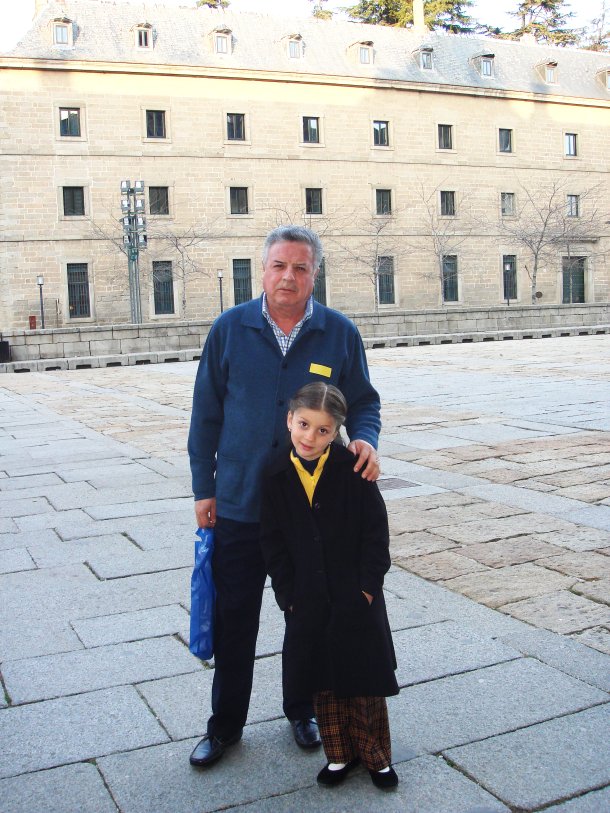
[362,591,373,605]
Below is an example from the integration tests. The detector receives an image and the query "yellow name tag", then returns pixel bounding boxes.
[309,363,332,378]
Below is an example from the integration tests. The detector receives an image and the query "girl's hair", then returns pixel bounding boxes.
[289,382,347,429]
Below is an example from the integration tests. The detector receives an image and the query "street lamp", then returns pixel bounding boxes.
[217,269,224,314]
[36,275,45,329]
[120,180,147,324]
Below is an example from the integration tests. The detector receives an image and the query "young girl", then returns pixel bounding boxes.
[260,382,399,790]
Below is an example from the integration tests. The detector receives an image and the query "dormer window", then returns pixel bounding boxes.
[52,18,73,47]
[596,68,610,91]
[134,24,153,49]
[544,61,557,84]
[415,46,433,70]
[287,35,303,59]
[358,41,373,64]
[481,55,494,77]
[212,27,232,55]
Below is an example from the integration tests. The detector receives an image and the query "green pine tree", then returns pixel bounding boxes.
[196,0,230,9]
[344,1,475,33]
[500,1,580,46]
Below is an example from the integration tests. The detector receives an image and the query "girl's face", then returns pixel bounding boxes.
[287,407,338,461]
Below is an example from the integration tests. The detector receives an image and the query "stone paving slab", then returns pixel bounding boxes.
[396,549,490,580]
[445,705,610,811]
[500,626,610,692]
[502,590,610,633]
[3,636,200,705]
[546,787,610,812]
[572,578,610,605]
[570,626,610,656]
[221,755,510,813]
[0,686,169,779]
[0,472,64,491]
[0,546,36,574]
[0,763,118,813]
[138,654,284,741]
[389,657,607,754]
[393,621,519,687]
[86,543,193,580]
[71,604,190,647]
[26,532,139,568]
[85,497,193,520]
[0,620,84,663]
[455,534,567,567]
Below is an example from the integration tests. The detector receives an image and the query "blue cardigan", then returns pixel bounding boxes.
[188,295,381,523]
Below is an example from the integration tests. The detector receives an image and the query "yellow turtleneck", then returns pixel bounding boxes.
[289,445,331,506]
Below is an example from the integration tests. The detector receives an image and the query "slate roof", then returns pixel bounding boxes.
[7,0,610,102]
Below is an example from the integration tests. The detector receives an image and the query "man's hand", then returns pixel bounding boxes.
[347,439,380,482]
[195,497,217,529]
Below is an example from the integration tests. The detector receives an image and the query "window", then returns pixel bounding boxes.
[230,187,248,214]
[502,255,517,301]
[305,188,323,215]
[136,27,151,48]
[288,38,301,59]
[438,123,453,150]
[376,189,392,215]
[562,257,585,303]
[499,128,513,153]
[377,256,395,305]
[227,113,245,141]
[149,187,169,215]
[359,45,371,64]
[545,63,557,83]
[314,258,327,305]
[215,34,229,54]
[302,116,320,143]
[146,110,166,139]
[59,107,80,137]
[63,186,85,217]
[567,194,580,218]
[54,23,69,45]
[481,56,493,76]
[501,192,516,217]
[373,120,389,147]
[233,259,253,305]
[440,190,456,217]
[565,133,578,157]
[152,261,175,315]
[67,263,91,318]
[420,49,433,69]
[442,255,458,302]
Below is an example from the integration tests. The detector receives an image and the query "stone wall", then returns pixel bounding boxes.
[2,304,608,371]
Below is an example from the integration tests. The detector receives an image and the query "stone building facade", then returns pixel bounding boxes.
[1,0,609,330]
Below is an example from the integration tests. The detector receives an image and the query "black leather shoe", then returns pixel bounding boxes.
[317,758,360,786]
[369,766,399,789]
[290,718,322,749]
[189,731,242,767]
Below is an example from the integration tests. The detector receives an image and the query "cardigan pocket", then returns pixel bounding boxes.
[215,453,248,509]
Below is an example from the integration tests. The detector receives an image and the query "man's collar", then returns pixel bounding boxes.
[261,293,313,326]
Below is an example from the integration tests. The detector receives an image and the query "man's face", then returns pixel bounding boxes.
[262,241,318,314]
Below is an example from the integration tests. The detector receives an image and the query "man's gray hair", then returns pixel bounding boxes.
[262,226,323,269]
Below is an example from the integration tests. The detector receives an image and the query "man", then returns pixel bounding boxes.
[187,225,381,767]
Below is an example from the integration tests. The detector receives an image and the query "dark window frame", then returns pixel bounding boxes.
[440,190,456,217]
[501,191,516,217]
[499,128,513,153]
[67,262,91,318]
[59,107,81,137]
[62,186,85,217]
[442,255,459,302]
[313,257,327,305]
[226,112,246,141]
[502,255,517,301]
[232,258,253,305]
[229,186,249,215]
[302,116,320,143]
[438,123,453,150]
[146,109,166,139]
[377,255,395,305]
[373,119,389,147]
[375,189,392,216]
[565,132,578,157]
[149,186,169,216]
[305,187,323,215]
[152,261,175,315]
[562,256,586,303]
[567,194,580,218]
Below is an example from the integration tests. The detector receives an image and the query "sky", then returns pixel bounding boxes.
[0,0,603,53]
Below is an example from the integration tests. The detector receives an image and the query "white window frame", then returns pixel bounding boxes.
[215,33,230,54]
[420,49,433,70]
[359,44,373,64]
[288,38,303,59]
[135,25,153,49]
[52,21,72,47]
[481,57,493,77]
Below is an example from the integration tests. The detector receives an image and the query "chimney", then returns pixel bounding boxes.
[413,0,426,32]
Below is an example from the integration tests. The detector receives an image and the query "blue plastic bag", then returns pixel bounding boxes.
[189,527,216,660]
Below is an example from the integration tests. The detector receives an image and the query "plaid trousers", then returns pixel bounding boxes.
[313,690,392,772]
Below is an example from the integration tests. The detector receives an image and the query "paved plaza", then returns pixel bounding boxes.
[0,334,609,813]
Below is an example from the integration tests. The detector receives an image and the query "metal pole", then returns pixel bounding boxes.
[219,276,224,313]
[38,283,45,329]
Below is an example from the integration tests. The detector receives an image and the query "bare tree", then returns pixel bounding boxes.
[497,179,608,303]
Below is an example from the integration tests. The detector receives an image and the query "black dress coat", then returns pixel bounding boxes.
[260,442,399,699]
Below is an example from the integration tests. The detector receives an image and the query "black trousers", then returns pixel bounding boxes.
[207,516,313,739]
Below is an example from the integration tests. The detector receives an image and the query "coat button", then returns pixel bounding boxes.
[277,399,284,406]
[282,362,288,369]
[313,502,320,509]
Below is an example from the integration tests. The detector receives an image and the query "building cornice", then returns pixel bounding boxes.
[1,56,608,110]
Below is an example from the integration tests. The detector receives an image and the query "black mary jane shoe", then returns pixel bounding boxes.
[317,758,360,786]
[189,731,242,767]
[290,718,322,749]
[369,766,399,789]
